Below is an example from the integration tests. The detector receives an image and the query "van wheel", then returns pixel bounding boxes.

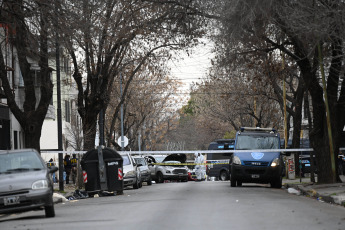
[157,172,164,183]
[271,176,282,188]
[220,171,228,181]
[230,179,236,187]
[237,180,242,187]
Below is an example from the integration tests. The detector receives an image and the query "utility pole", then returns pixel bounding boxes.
[55,0,64,192]
[120,72,124,151]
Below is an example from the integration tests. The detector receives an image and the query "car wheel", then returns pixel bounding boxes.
[147,177,152,185]
[133,177,140,189]
[45,204,55,218]
[156,172,164,183]
[219,170,228,181]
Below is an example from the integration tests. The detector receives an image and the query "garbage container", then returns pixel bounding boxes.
[81,148,123,196]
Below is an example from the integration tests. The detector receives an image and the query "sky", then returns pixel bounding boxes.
[169,41,214,97]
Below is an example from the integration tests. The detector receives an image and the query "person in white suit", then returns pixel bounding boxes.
[194,153,204,181]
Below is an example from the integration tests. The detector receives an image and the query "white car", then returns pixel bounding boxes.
[145,154,189,183]
[121,153,141,189]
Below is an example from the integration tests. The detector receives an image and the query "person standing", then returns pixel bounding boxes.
[70,154,78,184]
[48,158,57,183]
[194,153,204,181]
[64,155,72,184]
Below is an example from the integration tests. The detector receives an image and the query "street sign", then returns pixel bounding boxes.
[117,136,129,147]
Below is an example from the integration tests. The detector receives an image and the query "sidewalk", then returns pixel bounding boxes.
[53,183,81,204]
[283,175,345,206]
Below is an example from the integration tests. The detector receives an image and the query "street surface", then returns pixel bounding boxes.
[1,181,344,230]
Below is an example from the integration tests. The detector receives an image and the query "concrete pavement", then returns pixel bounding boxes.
[53,176,345,207]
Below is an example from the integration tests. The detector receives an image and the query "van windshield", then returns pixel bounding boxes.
[236,135,279,150]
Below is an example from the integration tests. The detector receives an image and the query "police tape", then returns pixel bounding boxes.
[152,162,228,166]
[41,147,345,155]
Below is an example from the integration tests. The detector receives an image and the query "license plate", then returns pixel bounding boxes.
[4,196,20,206]
[251,174,260,178]
[305,164,311,167]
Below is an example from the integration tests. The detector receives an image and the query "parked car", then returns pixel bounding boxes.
[146,154,189,183]
[145,155,167,181]
[0,149,58,218]
[121,153,142,189]
[132,156,152,185]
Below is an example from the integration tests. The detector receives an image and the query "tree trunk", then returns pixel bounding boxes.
[82,112,98,151]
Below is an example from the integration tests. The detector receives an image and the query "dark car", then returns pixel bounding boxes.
[206,159,230,181]
[206,139,234,181]
[0,149,58,218]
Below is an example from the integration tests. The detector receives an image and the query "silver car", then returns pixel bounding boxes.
[121,153,142,189]
[0,149,58,218]
[146,154,189,183]
[133,156,152,185]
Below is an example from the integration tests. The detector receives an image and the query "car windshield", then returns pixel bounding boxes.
[236,135,280,150]
[0,151,45,174]
[122,155,131,166]
[154,156,166,163]
[134,158,147,166]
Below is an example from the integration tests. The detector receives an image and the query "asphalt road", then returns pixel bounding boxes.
[1,181,345,230]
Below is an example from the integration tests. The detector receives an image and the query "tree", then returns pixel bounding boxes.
[105,61,181,151]
[59,0,206,150]
[202,0,345,183]
[0,0,54,151]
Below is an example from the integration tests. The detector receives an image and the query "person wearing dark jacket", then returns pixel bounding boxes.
[64,155,72,184]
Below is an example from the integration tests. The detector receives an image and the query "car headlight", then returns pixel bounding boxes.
[32,180,48,190]
[232,156,241,165]
[125,171,136,177]
[271,158,280,167]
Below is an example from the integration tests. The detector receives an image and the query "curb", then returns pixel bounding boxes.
[285,183,345,206]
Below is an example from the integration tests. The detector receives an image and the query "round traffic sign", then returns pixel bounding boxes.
[117,136,129,147]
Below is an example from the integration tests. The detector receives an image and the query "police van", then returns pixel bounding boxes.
[206,139,234,181]
[230,127,284,188]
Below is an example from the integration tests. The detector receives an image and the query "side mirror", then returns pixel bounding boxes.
[49,166,58,173]
[282,151,291,156]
